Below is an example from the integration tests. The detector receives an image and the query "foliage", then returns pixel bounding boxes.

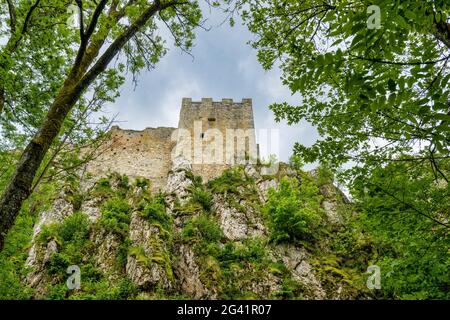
[208,167,249,194]
[264,177,323,243]
[128,246,151,267]
[91,177,114,198]
[36,204,137,299]
[0,0,244,251]
[182,214,224,246]
[98,198,132,238]
[0,205,36,299]
[137,193,171,230]
[351,160,450,299]
[315,163,335,187]
[242,0,450,177]
[242,0,450,299]
[188,185,213,212]
[134,177,151,190]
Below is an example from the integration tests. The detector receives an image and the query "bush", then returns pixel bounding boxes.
[92,177,114,198]
[137,194,171,229]
[264,177,323,243]
[134,177,150,189]
[217,239,267,267]
[208,167,248,194]
[182,215,224,244]
[59,212,91,242]
[189,186,213,212]
[98,198,131,237]
[316,163,334,187]
[38,211,91,245]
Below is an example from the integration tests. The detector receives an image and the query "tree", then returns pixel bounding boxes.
[0,1,120,200]
[242,1,450,298]
[241,0,450,180]
[351,159,450,299]
[0,0,225,250]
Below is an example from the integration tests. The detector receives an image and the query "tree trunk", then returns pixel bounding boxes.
[0,88,4,114]
[0,77,82,249]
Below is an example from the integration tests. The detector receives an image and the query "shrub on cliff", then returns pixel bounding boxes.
[264,177,323,243]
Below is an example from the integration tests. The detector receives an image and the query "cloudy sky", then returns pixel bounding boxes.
[104,5,319,163]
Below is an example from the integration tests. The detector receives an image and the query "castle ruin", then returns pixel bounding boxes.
[87,98,258,189]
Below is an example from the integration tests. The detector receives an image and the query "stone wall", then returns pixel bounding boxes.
[86,126,176,189]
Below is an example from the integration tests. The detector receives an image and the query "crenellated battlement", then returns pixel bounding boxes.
[182,97,252,105]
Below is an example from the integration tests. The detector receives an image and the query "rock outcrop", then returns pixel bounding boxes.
[23,159,369,300]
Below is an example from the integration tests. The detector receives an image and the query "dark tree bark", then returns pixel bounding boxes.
[0,0,181,250]
[435,21,450,49]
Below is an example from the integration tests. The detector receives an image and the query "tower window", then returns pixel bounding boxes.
[200,133,204,138]
[208,117,216,122]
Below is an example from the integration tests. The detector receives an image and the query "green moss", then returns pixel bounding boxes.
[272,278,304,299]
[172,202,203,216]
[129,238,174,282]
[129,246,151,267]
[268,262,288,276]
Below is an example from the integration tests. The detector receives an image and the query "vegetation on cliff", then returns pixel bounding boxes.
[0,159,447,300]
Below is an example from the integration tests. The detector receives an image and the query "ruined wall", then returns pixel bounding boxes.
[86,126,176,189]
[86,98,257,188]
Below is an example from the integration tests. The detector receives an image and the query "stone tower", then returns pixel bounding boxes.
[176,98,257,181]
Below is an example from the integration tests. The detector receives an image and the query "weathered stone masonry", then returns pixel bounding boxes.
[86,98,257,189]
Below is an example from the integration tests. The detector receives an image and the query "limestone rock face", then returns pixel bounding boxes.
[91,230,121,276]
[30,195,73,239]
[165,156,194,204]
[272,244,326,299]
[322,200,342,225]
[24,195,73,296]
[173,244,210,299]
[257,179,278,202]
[213,194,266,241]
[81,198,102,223]
[126,212,172,290]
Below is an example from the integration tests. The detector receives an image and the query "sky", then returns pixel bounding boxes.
[103,5,320,164]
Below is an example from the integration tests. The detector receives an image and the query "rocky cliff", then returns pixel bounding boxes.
[22,157,373,300]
